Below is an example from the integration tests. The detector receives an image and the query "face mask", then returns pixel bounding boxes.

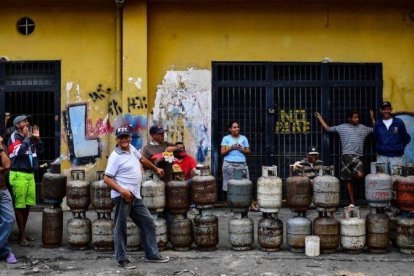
[173,149,186,159]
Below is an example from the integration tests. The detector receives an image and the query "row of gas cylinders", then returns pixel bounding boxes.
[42,206,414,254]
[236,166,341,214]
[42,208,220,251]
[42,166,217,214]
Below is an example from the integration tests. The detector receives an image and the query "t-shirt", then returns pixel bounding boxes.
[328,124,373,156]
[173,155,196,180]
[221,134,249,162]
[142,142,173,182]
[297,158,324,180]
[383,118,393,130]
[105,145,143,199]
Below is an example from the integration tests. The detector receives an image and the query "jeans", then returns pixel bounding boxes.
[113,196,158,262]
[0,189,15,257]
[377,155,404,174]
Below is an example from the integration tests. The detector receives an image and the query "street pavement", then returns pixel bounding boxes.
[0,207,413,276]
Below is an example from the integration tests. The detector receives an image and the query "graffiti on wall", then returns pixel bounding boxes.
[275,109,311,134]
[63,103,101,165]
[153,69,211,163]
[89,84,112,102]
[127,96,148,112]
[115,114,148,150]
[396,113,414,165]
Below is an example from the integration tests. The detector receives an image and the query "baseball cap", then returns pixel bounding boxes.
[381,101,392,109]
[307,146,319,155]
[13,114,31,126]
[115,127,131,138]
[149,125,165,135]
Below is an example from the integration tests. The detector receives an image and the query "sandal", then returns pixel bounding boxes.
[18,240,33,247]
[6,253,17,264]
[26,236,36,242]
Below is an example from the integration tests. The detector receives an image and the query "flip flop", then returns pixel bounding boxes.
[18,240,33,247]
[26,236,36,242]
[6,253,17,264]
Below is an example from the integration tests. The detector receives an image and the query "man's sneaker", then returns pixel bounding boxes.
[118,260,136,269]
[145,254,169,263]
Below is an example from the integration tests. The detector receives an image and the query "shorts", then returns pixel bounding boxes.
[340,154,364,181]
[9,171,36,208]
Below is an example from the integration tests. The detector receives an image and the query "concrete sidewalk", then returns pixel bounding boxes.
[0,207,413,276]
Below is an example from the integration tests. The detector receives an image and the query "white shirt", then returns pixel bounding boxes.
[105,144,143,199]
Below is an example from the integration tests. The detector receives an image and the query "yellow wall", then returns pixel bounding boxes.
[148,1,414,111]
[0,1,117,177]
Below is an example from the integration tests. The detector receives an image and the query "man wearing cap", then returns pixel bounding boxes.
[142,125,176,183]
[104,127,169,269]
[316,109,375,206]
[373,101,411,174]
[292,146,324,181]
[7,115,43,247]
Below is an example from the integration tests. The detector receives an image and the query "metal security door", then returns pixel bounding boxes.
[212,62,382,203]
[0,61,61,203]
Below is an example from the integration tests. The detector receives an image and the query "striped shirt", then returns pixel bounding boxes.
[328,124,373,156]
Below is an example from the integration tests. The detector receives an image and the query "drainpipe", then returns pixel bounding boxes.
[115,0,124,92]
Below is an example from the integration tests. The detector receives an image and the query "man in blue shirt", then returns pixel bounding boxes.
[373,101,411,174]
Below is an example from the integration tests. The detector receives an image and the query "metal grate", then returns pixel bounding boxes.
[212,62,382,204]
[0,61,61,203]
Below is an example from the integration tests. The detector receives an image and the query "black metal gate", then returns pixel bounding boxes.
[212,62,382,204]
[0,61,61,203]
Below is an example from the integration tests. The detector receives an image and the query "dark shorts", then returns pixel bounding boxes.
[340,154,364,181]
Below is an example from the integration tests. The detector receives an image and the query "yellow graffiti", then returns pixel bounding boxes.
[275,109,310,134]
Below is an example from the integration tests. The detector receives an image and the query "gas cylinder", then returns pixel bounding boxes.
[313,211,340,253]
[286,166,312,212]
[168,214,193,251]
[141,172,165,213]
[389,212,398,246]
[366,207,390,253]
[67,212,91,250]
[313,166,340,210]
[229,215,254,251]
[42,206,63,248]
[67,170,90,212]
[42,163,67,205]
[167,172,190,214]
[152,214,168,251]
[191,165,217,209]
[395,174,414,212]
[193,210,219,251]
[90,171,114,214]
[258,213,283,252]
[340,206,366,253]
[127,219,141,251]
[228,169,253,213]
[287,212,312,253]
[92,213,114,252]
[396,216,414,254]
[365,163,393,207]
[257,166,282,213]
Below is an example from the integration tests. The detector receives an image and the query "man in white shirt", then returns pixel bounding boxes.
[104,127,169,269]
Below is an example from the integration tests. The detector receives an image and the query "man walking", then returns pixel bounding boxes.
[373,101,411,174]
[0,135,17,264]
[315,110,374,205]
[8,115,43,247]
[104,127,169,269]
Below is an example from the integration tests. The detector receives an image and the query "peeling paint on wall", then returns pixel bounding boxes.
[153,68,211,163]
[128,77,142,90]
[396,113,414,165]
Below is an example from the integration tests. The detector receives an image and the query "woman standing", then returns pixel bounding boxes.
[221,121,255,208]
